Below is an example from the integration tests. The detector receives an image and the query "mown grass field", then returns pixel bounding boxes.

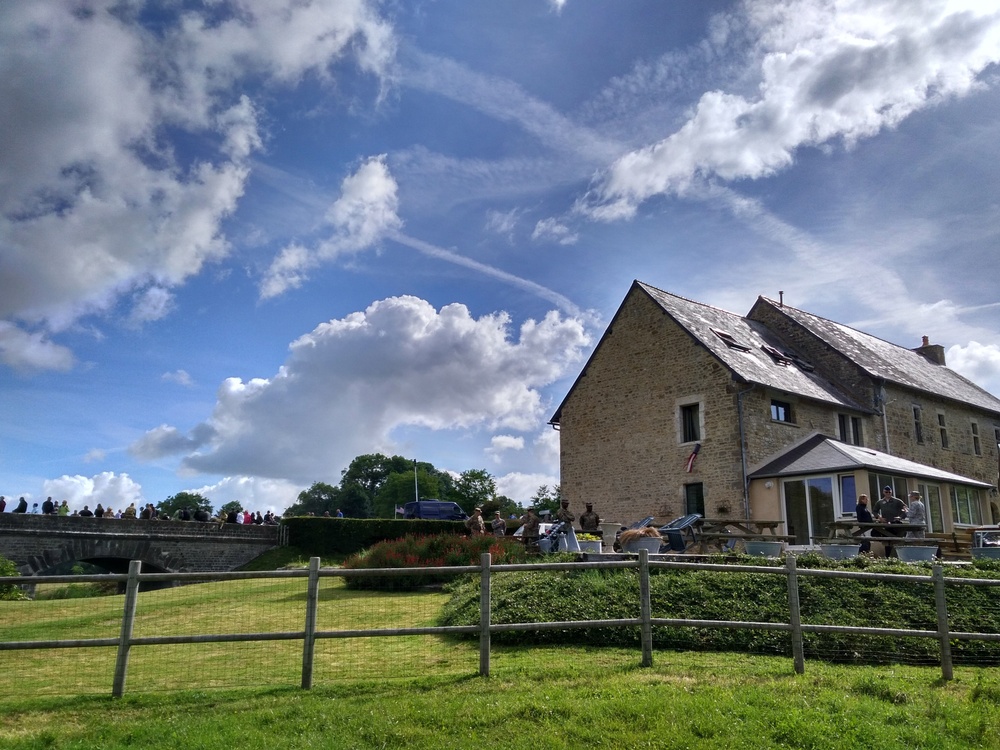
[3,559,1000,748]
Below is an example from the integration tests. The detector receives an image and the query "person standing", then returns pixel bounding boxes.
[465,507,486,536]
[556,499,575,529]
[58,500,69,516]
[855,494,873,553]
[41,497,55,515]
[13,497,28,513]
[491,510,506,537]
[0,496,6,513]
[579,503,601,532]
[906,491,927,538]
[874,486,907,556]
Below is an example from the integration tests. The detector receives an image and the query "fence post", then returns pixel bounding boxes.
[301,556,321,689]
[479,552,492,677]
[639,548,653,667]
[933,564,953,681]
[112,559,142,698]
[785,555,805,675]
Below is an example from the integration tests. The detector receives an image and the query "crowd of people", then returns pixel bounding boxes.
[0,495,278,526]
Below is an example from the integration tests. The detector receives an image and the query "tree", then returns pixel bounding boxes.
[337,483,373,518]
[531,484,562,515]
[451,469,497,513]
[283,482,340,517]
[157,491,212,518]
[372,468,441,518]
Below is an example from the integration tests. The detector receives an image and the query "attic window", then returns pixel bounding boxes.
[761,344,794,366]
[711,328,751,352]
[787,353,815,372]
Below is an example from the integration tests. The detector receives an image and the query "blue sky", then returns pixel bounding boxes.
[2,0,1000,515]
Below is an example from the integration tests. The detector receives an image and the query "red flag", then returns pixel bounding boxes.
[685,442,701,473]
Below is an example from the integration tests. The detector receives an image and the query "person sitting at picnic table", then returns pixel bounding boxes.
[905,491,927,538]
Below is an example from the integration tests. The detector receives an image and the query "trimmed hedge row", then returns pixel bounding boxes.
[282,517,468,555]
[439,553,1000,665]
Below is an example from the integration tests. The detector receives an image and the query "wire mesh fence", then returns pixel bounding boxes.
[2,554,1000,697]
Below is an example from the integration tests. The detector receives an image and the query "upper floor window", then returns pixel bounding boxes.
[771,399,794,423]
[971,422,982,456]
[938,412,949,449]
[838,414,862,446]
[680,402,701,444]
[912,406,923,445]
[710,328,751,352]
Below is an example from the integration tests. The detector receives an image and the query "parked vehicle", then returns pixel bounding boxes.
[402,500,469,521]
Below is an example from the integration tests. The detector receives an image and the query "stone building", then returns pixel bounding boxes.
[550,280,1000,543]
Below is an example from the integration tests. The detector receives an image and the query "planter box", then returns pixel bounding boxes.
[623,538,663,554]
[743,540,784,557]
[578,540,603,553]
[820,543,861,560]
[972,546,1000,560]
[895,545,936,562]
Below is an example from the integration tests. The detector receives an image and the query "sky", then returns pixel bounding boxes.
[2,0,1000,516]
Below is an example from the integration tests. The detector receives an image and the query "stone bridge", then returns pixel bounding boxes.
[0,514,287,576]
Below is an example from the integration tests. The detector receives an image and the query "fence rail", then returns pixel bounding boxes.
[2,551,1000,696]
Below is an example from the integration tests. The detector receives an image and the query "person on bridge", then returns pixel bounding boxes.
[79,505,94,517]
[13,497,28,513]
[58,500,69,516]
[41,497,55,515]
[0,496,5,513]
[94,504,105,518]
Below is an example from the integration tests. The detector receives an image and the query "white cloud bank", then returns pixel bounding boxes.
[0,1,395,369]
[42,472,145,513]
[583,0,1000,220]
[130,295,590,484]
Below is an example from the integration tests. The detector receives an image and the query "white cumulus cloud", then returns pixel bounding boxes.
[130,295,590,483]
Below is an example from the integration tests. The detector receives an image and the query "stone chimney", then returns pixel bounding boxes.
[913,335,946,365]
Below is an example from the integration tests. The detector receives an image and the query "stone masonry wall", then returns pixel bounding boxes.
[558,287,745,525]
[0,514,281,575]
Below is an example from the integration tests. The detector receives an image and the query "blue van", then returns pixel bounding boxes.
[403,500,468,521]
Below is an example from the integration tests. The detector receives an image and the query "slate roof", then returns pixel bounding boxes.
[752,297,1000,415]
[637,282,866,411]
[748,432,993,488]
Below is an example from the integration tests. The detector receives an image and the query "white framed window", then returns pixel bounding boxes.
[950,486,983,526]
[771,399,794,424]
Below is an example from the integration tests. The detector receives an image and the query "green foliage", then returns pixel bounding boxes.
[440,554,1000,664]
[449,468,497,513]
[219,500,243,516]
[282,516,468,556]
[372,468,440,518]
[0,554,26,601]
[284,481,340,517]
[342,534,527,590]
[158,491,212,517]
[530,484,562,514]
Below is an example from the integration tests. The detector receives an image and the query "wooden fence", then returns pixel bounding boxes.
[3,551,1000,696]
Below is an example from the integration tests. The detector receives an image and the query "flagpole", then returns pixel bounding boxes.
[414,461,419,502]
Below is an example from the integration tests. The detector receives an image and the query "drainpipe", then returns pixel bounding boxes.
[737,383,756,520]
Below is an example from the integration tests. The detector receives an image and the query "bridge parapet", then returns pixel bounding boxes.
[0,513,285,575]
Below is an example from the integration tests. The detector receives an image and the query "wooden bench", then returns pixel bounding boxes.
[927,530,975,560]
[697,532,795,553]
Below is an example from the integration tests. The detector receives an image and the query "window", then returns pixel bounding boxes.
[839,474,857,514]
[972,422,981,456]
[938,412,949,449]
[917,483,943,533]
[950,486,983,526]
[913,406,923,444]
[761,344,793,366]
[684,483,705,517]
[680,402,701,444]
[869,474,908,502]
[710,328,751,351]
[771,399,793,423]
[783,476,835,545]
[837,414,862,446]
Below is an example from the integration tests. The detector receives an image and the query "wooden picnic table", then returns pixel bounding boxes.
[825,520,926,539]
[697,518,785,536]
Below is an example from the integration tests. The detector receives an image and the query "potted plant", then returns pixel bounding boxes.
[576,533,603,554]
[895,544,936,562]
[819,539,862,559]
[743,539,784,557]
[618,526,662,554]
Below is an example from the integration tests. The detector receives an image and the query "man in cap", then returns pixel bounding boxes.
[874,486,908,556]
[579,503,601,532]
[491,510,507,537]
[465,507,486,535]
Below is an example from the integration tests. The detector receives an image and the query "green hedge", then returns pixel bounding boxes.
[439,553,1000,665]
[282,517,468,555]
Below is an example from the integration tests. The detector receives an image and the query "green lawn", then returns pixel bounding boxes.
[3,571,1000,748]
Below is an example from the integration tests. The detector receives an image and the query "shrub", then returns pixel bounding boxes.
[341,534,527,590]
[0,554,27,601]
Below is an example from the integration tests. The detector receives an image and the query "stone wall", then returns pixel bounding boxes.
[558,287,745,525]
[0,514,281,575]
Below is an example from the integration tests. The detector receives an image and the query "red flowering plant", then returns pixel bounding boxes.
[341,534,526,590]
